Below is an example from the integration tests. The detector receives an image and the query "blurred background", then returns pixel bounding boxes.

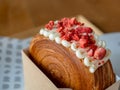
[0,0,120,37]
[0,1,120,90]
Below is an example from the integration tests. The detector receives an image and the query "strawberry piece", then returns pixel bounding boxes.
[61,35,69,41]
[87,45,97,57]
[64,28,69,33]
[70,17,84,26]
[57,21,63,28]
[57,27,64,32]
[76,27,93,33]
[84,27,93,33]
[88,39,95,45]
[49,21,54,26]
[87,49,94,56]
[72,34,80,41]
[89,45,97,51]
[89,35,94,39]
[45,20,54,30]
[81,35,89,39]
[45,24,51,30]
[61,18,70,27]
[60,31,65,37]
[70,17,77,25]
[79,38,88,48]
[94,47,106,60]
[75,27,82,33]
[61,32,73,41]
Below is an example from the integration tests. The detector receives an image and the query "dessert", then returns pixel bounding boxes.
[29,17,115,90]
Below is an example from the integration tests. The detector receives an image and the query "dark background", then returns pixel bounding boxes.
[0,0,120,36]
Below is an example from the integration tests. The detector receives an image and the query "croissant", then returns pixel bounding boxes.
[29,18,115,90]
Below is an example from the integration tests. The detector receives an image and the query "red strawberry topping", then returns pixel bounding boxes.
[79,38,88,48]
[76,27,93,33]
[72,34,80,41]
[87,49,94,57]
[45,21,54,30]
[44,17,107,60]
[94,47,106,60]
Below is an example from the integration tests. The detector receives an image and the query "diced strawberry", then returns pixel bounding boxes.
[81,35,89,39]
[61,18,70,27]
[88,39,95,45]
[87,45,97,57]
[76,27,93,33]
[76,27,82,33]
[61,18,69,22]
[49,21,54,26]
[57,21,63,28]
[45,24,51,30]
[94,47,106,60]
[89,35,94,39]
[64,28,69,33]
[83,27,93,33]
[74,29,79,35]
[89,45,97,51]
[60,31,65,37]
[57,27,64,32]
[70,17,77,25]
[72,34,80,41]
[45,20,54,30]
[61,35,69,41]
[87,49,94,56]
[79,38,88,48]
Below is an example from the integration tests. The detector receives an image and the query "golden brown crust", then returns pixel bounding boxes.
[29,34,115,90]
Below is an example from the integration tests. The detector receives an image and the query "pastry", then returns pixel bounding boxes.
[29,17,115,90]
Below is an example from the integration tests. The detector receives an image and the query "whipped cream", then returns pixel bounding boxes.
[61,40,71,47]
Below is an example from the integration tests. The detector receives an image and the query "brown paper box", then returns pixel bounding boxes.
[22,49,72,90]
[105,80,120,90]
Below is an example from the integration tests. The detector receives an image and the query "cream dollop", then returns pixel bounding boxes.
[94,34,99,40]
[97,40,106,48]
[61,40,71,47]
[102,41,106,48]
[49,33,56,40]
[84,57,91,67]
[75,49,84,59]
[71,43,77,51]
[39,29,44,35]
[89,66,96,73]
[43,30,49,37]
[55,37,61,44]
